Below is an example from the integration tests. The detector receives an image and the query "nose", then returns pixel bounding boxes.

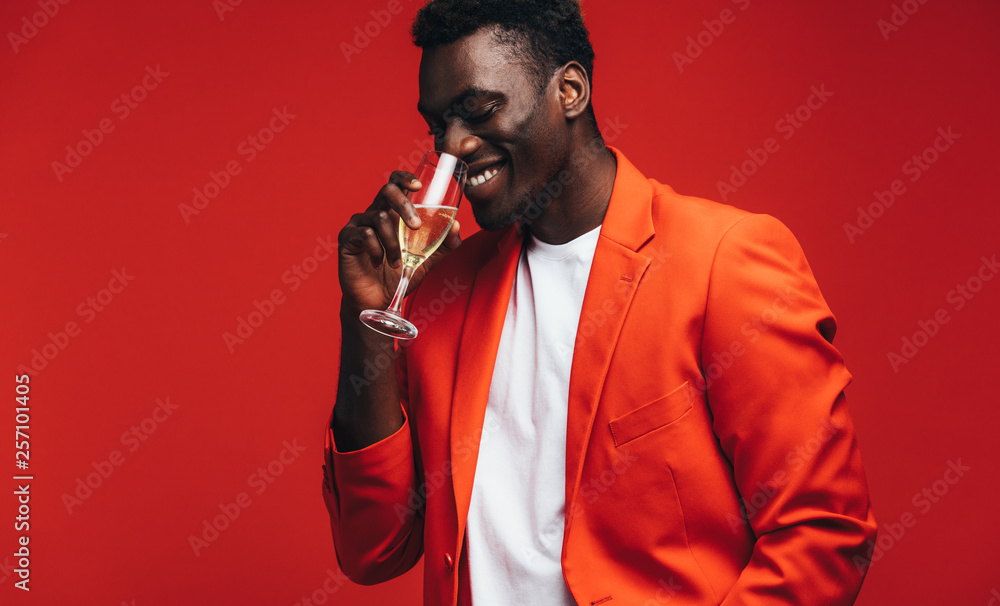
[438,121,480,164]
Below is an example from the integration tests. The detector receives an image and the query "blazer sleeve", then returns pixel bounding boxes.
[321,332,425,585]
[701,214,877,605]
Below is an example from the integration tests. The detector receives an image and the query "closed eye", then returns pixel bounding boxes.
[466,104,500,124]
[425,103,501,137]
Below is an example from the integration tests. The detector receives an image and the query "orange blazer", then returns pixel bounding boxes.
[323,146,877,605]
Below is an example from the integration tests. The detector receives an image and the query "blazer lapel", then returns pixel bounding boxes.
[446,147,657,548]
[450,225,524,539]
[564,147,657,529]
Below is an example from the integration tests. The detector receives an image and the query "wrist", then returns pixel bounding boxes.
[340,303,395,348]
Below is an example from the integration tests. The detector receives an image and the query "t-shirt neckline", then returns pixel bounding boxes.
[526,224,603,261]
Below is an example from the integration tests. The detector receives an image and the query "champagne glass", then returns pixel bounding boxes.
[359,151,467,339]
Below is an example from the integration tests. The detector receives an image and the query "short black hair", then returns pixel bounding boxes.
[411,0,598,104]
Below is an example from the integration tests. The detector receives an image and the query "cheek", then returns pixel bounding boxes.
[510,124,560,172]
[502,101,564,186]
[516,134,563,187]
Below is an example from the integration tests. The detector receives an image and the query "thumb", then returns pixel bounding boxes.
[439,219,462,253]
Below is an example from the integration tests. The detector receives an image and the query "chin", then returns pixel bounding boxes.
[470,198,528,232]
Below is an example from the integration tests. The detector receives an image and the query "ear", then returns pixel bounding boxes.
[557,61,591,120]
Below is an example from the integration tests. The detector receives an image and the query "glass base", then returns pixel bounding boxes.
[359,309,418,340]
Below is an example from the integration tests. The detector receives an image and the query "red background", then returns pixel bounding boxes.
[2,0,998,604]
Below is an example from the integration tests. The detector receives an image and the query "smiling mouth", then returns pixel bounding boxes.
[466,161,505,188]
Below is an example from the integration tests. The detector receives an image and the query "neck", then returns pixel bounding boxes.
[521,141,618,245]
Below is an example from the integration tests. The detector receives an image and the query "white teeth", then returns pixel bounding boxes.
[468,166,501,187]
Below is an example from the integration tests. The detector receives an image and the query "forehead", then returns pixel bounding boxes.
[417,26,534,115]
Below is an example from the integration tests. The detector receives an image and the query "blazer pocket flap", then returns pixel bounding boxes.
[609,381,693,447]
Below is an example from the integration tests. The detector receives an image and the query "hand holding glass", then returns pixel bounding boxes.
[359,151,467,339]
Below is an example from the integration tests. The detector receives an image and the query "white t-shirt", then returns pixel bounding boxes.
[466,224,602,605]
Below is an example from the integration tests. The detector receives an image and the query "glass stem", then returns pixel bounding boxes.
[387,263,415,316]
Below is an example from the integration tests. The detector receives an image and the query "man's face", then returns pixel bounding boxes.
[417,27,567,231]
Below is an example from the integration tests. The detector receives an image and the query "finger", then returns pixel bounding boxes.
[362,209,403,268]
[371,182,422,231]
[340,225,386,268]
[359,225,386,268]
[439,219,461,252]
[425,220,461,273]
[388,170,422,192]
[380,173,422,230]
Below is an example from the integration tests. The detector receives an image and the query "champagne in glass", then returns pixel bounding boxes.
[399,204,460,268]
[359,151,467,339]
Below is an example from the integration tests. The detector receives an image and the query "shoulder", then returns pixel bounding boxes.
[648,179,754,239]
[644,179,801,258]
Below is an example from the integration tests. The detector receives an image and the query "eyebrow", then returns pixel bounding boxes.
[417,87,501,117]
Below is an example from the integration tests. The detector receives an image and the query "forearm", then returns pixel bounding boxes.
[324,305,425,583]
[332,304,405,452]
[323,399,425,585]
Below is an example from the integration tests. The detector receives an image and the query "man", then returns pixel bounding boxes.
[324,1,877,604]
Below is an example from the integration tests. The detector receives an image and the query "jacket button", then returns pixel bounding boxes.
[444,553,454,571]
